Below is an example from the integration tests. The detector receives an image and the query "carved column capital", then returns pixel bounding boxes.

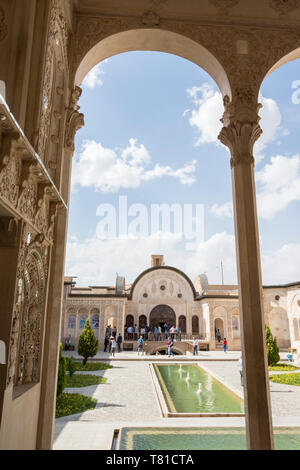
[218,97,262,168]
[65,86,84,153]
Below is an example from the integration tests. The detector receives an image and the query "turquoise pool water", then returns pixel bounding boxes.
[119,427,300,450]
[154,364,244,414]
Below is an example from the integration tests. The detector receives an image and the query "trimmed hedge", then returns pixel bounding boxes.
[269,363,299,372]
[56,393,97,418]
[74,362,113,371]
[65,374,107,388]
[269,373,300,386]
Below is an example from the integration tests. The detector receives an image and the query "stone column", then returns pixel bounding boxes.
[36,88,84,449]
[219,98,274,450]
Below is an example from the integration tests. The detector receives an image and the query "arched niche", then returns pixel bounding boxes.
[268,307,290,349]
[192,315,199,334]
[75,28,231,99]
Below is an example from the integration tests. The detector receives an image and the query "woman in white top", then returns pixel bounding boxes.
[111,338,117,356]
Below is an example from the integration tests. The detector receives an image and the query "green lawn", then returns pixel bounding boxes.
[65,373,107,388]
[74,361,113,371]
[56,393,97,418]
[269,373,300,386]
[269,363,299,372]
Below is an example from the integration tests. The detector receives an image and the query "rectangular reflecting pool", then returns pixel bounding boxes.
[153,364,244,415]
[119,427,300,450]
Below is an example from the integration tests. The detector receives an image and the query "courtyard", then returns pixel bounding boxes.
[53,352,300,450]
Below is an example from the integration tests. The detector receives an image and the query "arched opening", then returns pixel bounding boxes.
[138,314,147,329]
[125,314,134,328]
[75,29,231,99]
[178,315,186,334]
[268,307,290,349]
[232,308,240,339]
[214,318,224,342]
[90,308,100,330]
[293,318,300,341]
[192,315,199,334]
[149,305,176,330]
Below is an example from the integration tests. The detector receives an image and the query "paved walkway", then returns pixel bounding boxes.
[53,352,300,450]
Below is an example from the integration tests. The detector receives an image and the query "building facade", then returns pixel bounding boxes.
[62,255,300,353]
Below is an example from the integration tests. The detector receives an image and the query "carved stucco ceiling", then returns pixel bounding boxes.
[73,0,300,25]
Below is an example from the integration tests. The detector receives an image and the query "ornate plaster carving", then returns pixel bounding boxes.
[269,0,300,15]
[65,86,84,152]
[209,0,240,15]
[0,7,8,42]
[218,96,262,168]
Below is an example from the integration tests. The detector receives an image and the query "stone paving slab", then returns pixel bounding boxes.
[53,359,300,450]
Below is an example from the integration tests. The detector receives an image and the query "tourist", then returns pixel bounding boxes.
[176,326,181,341]
[238,355,243,386]
[109,334,114,352]
[104,335,109,352]
[146,324,151,340]
[217,329,221,343]
[154,326,158,341]
[140,326,145,338]
[170,325,176,340]
[137,335,144,355]
[193,337,198,356]
[117,332,122,352]
[134,324,138,340]
[223,337,227,353]
[127,324,133,340]
[110,337,117,357]
[158,324,162,340]
[164,322,169,339]
[167,336,174,357]
[106,324,111,338]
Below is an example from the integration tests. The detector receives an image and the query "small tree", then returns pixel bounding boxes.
[57,343,66,397]
[66,356,76,378]
[78,318,99,366]
[265,324,280,366]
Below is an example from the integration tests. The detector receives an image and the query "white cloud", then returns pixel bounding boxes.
[256,154,300,219]
[186,83,223,145]
[210,152,300,221]
[71,138,197,192]
[82,63,105,89]
[262,243,300,285]
[185,84,282,165]
[255,94,281,163]
[210,202,233,219]
[65,231,300,288]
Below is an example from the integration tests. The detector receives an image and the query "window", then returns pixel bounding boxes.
[67,315,76,329]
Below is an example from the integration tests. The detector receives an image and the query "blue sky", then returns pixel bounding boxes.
[66,51,300,287]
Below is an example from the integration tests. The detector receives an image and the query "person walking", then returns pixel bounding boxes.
[238,355,243,386]
[137,335,144,355]
[110,337,117,357]
[117,333,122,352]
[167,336,174,357]
[109,334,114,353]
[104,335,109,352]
[223,337,227,353]
[164,323,169,340]
[193,337,198,356]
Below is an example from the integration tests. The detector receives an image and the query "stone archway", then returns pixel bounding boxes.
[149,304,176,330]
[214,318,224,341]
